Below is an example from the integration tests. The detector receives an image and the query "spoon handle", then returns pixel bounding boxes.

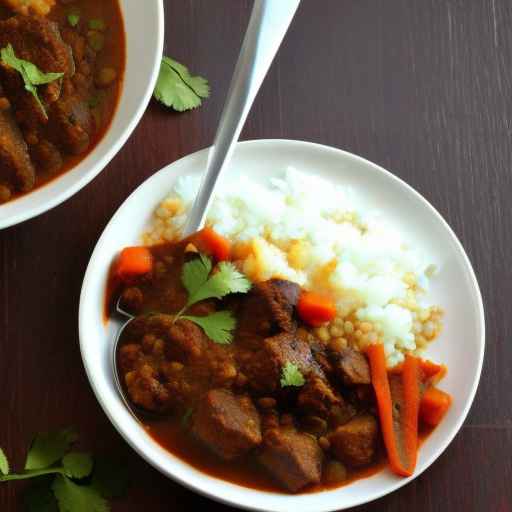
[182,0,300,237]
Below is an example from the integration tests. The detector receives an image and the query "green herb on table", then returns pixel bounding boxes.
[153,56,210,112]
[0,428,129,512]
[174,253,251,344]
[280,362,305,388]
[0,44,64,118]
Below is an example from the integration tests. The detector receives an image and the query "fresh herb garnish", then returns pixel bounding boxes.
[67,14,80,27]
[0,429,129,512]
[0,44,64,118]
[0,447,9,476]
[175,253,251,343]
[280,362,305,388]
[153,56,210,112]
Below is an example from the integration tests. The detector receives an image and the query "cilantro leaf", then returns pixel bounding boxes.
[280,362,305,387]
[181,253,212,298]
[0,44,63,118]
[176,254,250,343]
[23,477,59,512]
[62,452,93,479]
[67,14,80,27]
[183,311,237,344]
[52,475,109,512]
[187,261,251,305]
[25,428,77,471]
[0,447,9,475]
[91,456,130,499]
[164,57,210,99]
[154,56,210,112]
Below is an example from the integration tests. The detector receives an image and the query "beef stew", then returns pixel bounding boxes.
[106,232,449,493]
[0,0,125,203]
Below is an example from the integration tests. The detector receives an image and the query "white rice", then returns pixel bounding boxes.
[143,168,441,367]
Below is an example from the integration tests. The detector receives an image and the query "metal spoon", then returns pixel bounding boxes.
[112,0,301,418]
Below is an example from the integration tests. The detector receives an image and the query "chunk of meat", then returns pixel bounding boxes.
[192,389,261,460]
[297,376,341,417]
[0,15,74,123]
[29,138,62,173]
[259,427,323,492]
[0,104,35,192]
[237,279,300,337]
[1,0,55,16]
[48,92,91,155]
[241,332,322,393]
[328,414,378,468]
[0,16,73,77]
[330,347,371,386]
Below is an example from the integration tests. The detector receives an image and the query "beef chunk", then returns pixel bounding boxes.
[259,427,323,492]
[48,92,91,155]
[0,16,73,80]
[29,138,62,173]
[238,279,300,337]
[0,16,74,126]
[242,332,322,393]
[297,376,341,417]
[330,347,371,386]
[328,414,378,468]
[192,389,261,460]
[0,104,35,192]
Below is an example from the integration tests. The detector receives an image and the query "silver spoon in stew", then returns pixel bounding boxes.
[112,0,301,419]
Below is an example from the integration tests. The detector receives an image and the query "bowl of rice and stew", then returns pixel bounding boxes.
[79,139,484,512]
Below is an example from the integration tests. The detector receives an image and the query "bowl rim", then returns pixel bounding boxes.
[79,138,485,511]
[0,0,165,230]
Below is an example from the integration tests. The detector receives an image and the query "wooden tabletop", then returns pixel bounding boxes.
[1,0,510,510]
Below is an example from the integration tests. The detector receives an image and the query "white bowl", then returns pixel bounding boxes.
[0,0,164,229]
[79,139,485,511]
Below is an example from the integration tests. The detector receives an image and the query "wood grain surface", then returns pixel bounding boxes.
[1,0,511,510]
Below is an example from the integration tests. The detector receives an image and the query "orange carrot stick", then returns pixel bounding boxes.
[366,344,420,477]
[420,387,452,427]
[297,291,337,327]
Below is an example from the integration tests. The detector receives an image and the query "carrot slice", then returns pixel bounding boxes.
[420,387,452,427]
[193,227,231,261]
[366,344,420,477]
[115,246,153,281]
[297,291,337,327]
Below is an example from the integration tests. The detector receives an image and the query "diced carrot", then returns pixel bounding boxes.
[297,291,337,327]
[115,246,153,281]
[420,387,452,427]
[194,227,231,261]
[366,344,420,477]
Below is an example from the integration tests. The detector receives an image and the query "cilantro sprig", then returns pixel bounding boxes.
[280,362,305,387]
[153,56,210,112]
[175,253,251,344]
[0,429,129,512]
[0,44,64,118]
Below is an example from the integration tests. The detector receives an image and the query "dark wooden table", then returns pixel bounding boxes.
[1,0,511,510]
